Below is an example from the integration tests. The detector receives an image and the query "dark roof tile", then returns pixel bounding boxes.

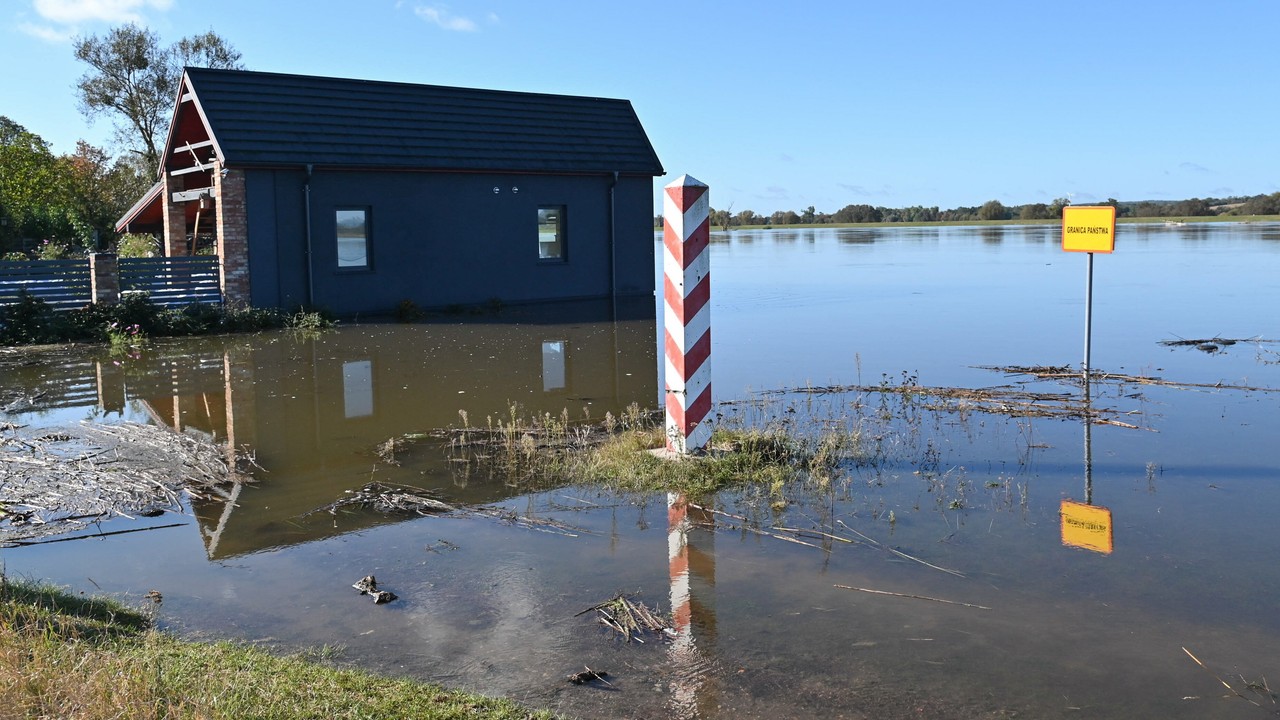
[184,68,664,175]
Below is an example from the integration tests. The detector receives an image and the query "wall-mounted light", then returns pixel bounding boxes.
[512,186,519,194]
[493,186,500,194]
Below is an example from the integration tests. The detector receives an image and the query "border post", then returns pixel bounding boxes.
[662,174,712,454]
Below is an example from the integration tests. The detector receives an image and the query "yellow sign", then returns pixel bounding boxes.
[1062,206,1117,253]
[1060,500,1113,554]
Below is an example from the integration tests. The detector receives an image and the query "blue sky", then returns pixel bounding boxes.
[4,0,1278,214]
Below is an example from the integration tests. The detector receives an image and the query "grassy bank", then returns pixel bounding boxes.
[1,580,555,720]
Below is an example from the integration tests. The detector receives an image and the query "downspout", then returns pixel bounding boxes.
[608,171,619,320]
[304,164,314,308]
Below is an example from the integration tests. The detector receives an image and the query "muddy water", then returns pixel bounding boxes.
[4,224,1280,719]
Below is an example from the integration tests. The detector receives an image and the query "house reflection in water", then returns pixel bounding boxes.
[86,302,659,558]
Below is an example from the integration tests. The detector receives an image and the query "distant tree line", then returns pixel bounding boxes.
[655,193,1280,229]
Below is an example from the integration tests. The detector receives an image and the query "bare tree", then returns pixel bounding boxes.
[74,24,243,175]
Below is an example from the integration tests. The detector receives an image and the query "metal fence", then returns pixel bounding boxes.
[0,259,92,310]
[120,256,222,307]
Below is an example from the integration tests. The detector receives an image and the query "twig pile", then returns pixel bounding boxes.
[312,482,453,516]
[576,595,671,643]
[0,421,248,544]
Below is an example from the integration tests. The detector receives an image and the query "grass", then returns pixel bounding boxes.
[445,403,862,499]
[0,579,557,720]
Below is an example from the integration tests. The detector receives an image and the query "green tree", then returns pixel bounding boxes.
[1168,198,1213,217]
[1019,203,1051,220]
[0,118,85,252]
[64,140,150,243]
[73,24,243,174]
[978,199,1008,221]
[800,205,816,224]
[832,204,882,223]
[770,210,801,225]
[1237,192,1280,215]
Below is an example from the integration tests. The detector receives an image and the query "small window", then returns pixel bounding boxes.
[336,208,370,269]
[537,206,566,261]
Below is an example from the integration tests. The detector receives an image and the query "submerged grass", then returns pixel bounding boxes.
[0,579,556,720]
[446,402,863,499]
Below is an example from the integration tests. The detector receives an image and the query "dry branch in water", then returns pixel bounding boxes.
[1182,646,1280,713]
[834,584,991,610]
[0,421,249,545]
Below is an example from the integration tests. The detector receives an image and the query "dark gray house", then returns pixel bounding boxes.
[117,68,664,315]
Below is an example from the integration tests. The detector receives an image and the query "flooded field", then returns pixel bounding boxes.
[3,223,1279,718]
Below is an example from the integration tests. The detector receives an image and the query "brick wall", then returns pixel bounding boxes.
[162,174,188,256]
[215,166,251,305]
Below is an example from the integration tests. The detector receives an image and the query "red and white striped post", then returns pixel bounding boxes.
[663,174,712,454]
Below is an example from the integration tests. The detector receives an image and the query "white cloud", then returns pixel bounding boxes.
[18,21,75,42]
[413,4,478,32]
[32,0,173,25]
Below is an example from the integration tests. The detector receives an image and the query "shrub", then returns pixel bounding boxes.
[286,308,336,331]
[116,233,158,258]
[395,299,424,323]
[0,292,60,344]
[37,240,76,260]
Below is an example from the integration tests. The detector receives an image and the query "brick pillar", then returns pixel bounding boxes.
[162,173,188,257]
[89,252,120,305]
[215,166,251,306]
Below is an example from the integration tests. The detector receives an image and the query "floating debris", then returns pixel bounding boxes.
[0,421,251,545]
[1158,336,1270,349]
[305,484,586,538]
[576,594,671,643]
[352,575,398,604]
[566,667,611,686]
[981,365,1279,394]
[749,377,1148,428]
[313,482,454,516]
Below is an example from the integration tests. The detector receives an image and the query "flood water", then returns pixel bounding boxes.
[4,223,1280,719]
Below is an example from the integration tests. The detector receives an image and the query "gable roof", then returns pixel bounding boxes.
[179,67,664,175]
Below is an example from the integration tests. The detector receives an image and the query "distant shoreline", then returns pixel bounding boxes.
[657,215,1280,231]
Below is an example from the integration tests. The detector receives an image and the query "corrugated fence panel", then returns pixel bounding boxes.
[120,256,222,307]
[0,259,92,310]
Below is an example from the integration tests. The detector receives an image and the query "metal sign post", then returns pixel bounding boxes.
[1062,206,1116,384]
[1084,251,1094,378]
